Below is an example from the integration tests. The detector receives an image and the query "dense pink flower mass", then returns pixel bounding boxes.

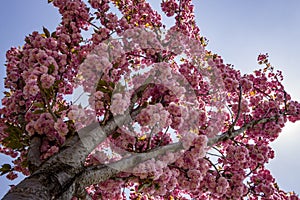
[1,0,300,199]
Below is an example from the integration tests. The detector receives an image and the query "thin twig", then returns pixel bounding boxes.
[229,84,242,134]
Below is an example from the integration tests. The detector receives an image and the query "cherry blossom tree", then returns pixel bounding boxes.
[1,0,300,199]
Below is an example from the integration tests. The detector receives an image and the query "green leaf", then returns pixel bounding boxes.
[48,64,55,74]
[2,125,23,150]
[32,109,45,114]
[97,79,108,87]
[98,87,111,94]
[4,91,11,97]
[0,164,11,175]
[109,82,115,88]
[51,31,57,38]
[43,26,50,38]
[33,102,45,108]
[138,181,152,192]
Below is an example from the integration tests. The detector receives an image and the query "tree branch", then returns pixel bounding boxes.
[71,114,282,196]
[60,113,283,198]
[207,115,279,146]
[229,84,242,133]
[72,142,183,197]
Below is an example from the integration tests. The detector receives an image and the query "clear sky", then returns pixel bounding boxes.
[0,0,299,198]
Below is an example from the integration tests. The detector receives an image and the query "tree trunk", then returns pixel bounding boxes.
[4,174,54,200]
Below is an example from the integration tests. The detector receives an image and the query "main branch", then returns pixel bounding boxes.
[3,111,282,200]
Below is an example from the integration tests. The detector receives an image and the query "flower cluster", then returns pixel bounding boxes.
[161,0,179,17]
[93,179,125,199]
[257,53,269,64]
[110,92,131,115]
[137,103,171,128]
[250,169,276,198]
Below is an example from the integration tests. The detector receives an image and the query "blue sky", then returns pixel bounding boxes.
[0,0,299,198]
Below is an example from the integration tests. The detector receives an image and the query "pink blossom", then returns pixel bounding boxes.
[23,84,39,97]
[110,93,130,115]
[54,119,69,137]
[6,172,18,180]
[25,121,35,136]
[40,74,56,89]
